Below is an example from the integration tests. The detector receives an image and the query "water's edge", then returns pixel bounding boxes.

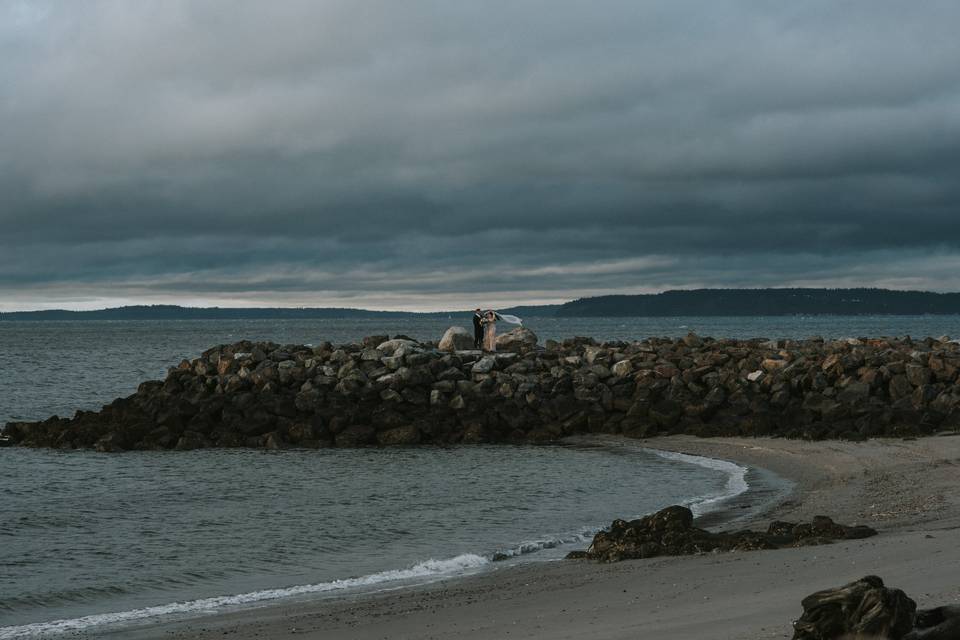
[0,439,791,640]
[570,435,794,531]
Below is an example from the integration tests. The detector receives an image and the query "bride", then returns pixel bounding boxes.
[481,310,499,352]
[480,311,522,352]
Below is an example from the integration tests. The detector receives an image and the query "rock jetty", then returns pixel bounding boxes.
[565,505,876,562]
[5,329,960,451]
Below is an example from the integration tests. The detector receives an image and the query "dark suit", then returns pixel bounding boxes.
[472,312,483,349]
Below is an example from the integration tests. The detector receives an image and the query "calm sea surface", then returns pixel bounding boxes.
[0,315,951,637]
[0,443,757,637]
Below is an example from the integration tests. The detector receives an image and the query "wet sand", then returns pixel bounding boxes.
[111,434,960,640]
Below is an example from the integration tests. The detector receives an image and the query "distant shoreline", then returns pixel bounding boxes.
[5,312,960,322]
[6,287,960,320]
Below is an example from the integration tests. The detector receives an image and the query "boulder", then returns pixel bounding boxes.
[682,332,703,348]
[362,335,389,348]
[837,381,871,404]
[376,339,420,355]
[471,356,496,374]
[906,364,932,387]
[495,327,538,353]
[583,346,606,364]
[611,359,634,377]
[762,358,788,372]
[890,375,914,400]
[792,575,916,640]
[334,425,376,447]
[376,425,421,446]
[438,326,475,352]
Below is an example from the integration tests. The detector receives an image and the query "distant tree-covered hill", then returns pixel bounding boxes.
[556,288,960,317]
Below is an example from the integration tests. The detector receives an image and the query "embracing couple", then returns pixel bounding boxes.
[472,309,522,352]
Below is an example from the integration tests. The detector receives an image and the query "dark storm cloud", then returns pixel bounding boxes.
[2,0,960,310]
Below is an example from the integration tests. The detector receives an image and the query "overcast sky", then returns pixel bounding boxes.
[2,1,959,311]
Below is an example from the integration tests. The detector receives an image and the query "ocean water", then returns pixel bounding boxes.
[0,315,948,637]
[0,442,757,637]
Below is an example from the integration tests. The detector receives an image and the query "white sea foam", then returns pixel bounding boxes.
[648,449,750,516]
[492,528,596,559]
[0,554,489,639]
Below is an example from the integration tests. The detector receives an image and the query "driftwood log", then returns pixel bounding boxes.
[794,576,960,640]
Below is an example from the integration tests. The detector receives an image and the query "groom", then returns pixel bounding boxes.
[472,308,483,349]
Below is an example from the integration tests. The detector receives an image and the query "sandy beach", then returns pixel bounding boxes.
[108,434,960,640]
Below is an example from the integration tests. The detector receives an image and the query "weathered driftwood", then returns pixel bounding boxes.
[793,576,917,640]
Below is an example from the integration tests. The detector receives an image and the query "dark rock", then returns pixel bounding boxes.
[175,431,211,451]
[906,364,933,387]
[334,425,376,447]
[573,505,876,563]
[837,381,871,404]
[362,335,389,348]
[890,374,914,400]
[264,432,287,450]
[376,424,421,446]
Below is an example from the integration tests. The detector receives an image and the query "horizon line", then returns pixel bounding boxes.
[2,286,960,315]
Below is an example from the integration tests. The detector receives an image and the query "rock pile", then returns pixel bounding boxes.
[565,505,876,562]
[5,330,960,451]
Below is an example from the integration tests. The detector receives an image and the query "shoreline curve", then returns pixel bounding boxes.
[0,438,773,640]
[91,433,960,640]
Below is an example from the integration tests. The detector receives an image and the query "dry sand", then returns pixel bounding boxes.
[112,434,960,640]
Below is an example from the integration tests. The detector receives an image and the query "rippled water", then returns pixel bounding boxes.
[0,442,755,636]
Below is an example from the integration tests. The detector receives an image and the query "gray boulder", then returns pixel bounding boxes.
[439,326,474,352]
[376,339,420,355]
[495,327,538,353]
[611,359,634,377]
[472,356,496,374]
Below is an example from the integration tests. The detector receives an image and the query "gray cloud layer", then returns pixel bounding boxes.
[2,1,960,310]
